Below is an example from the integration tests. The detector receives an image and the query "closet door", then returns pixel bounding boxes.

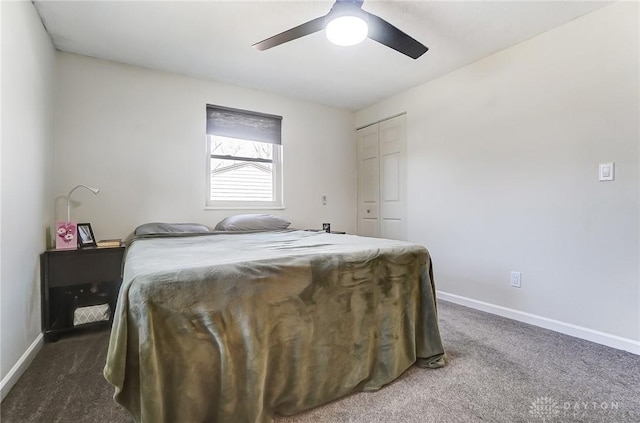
[356,124,380,237]
[378,115,406,240]
[356,114,406,240]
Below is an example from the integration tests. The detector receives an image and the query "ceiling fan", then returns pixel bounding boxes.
[252,0,428,59]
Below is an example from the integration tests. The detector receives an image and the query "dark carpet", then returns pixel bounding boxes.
[2,300,639,422]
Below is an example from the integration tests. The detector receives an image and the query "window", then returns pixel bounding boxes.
[205,105,283,208]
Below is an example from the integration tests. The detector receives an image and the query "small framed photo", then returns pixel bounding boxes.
[77,223,97,248]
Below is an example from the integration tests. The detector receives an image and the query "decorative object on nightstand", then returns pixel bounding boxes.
[55,221,77,250]
[40,245,125,342]
[56,184,100,250]
[77,222,97,248]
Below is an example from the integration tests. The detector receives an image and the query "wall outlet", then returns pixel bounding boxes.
[322,195,327,205]
[510,271,521,288]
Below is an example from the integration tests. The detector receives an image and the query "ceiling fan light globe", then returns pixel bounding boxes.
[325,15,368,46]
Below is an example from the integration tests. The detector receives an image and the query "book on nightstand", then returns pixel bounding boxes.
[96,239,122,248]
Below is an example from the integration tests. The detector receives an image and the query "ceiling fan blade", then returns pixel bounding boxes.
[365,12,428,59]
[253,16,326,51]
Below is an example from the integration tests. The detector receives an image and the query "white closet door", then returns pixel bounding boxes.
[379,115,406,240]
[357,124,379,237]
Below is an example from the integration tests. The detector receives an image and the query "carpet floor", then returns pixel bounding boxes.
[2,300,638,422]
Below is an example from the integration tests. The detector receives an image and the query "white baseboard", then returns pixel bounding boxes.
[0,333,44,401]
[437,291,640,355]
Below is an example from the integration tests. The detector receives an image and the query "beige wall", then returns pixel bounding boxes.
[54,53,357,240]
[356,2,639,343]
[1,0,55,385]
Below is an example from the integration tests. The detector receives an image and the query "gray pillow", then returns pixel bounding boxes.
[214,214,291,231]
[134,222,212,235]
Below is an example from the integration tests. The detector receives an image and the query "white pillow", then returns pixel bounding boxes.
[214,214,290,231]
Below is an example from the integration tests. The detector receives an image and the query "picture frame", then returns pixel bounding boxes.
[77,223,97,248]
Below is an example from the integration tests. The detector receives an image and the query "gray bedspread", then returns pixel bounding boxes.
[104,230,445,423]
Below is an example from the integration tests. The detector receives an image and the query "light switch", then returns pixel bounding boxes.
[599,162,614,181]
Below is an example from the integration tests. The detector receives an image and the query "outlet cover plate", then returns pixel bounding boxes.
[510,271,521,288]
[599,162,614,181]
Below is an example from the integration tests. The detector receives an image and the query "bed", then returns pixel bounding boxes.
[104,227,445,423]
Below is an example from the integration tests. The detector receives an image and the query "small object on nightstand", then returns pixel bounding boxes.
[55,222,77,250]
[77,222,97,248]
[97,239,122,248]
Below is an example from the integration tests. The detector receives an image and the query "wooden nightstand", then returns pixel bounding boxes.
[40,246,125,342]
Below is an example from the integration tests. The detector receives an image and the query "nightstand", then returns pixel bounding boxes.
[304,229,347,234]
[40,246,125,342]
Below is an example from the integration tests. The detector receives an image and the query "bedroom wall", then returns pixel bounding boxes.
[356,2,639,346]
[1,0,55,393]
[53,53,356,240]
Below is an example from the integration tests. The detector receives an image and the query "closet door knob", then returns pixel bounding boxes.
[366,209,370,213]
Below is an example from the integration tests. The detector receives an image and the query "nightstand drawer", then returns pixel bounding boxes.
[46,248,124,287]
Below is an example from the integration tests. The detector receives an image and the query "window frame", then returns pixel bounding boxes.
[204,134,284,210]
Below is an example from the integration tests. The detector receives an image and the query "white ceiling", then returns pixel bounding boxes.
[34,1,611,111]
